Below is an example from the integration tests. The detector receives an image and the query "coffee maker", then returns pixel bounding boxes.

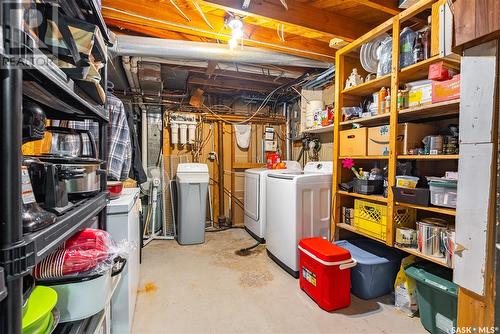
[22,100,58,232]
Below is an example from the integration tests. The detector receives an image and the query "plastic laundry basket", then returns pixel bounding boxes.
[298,238,357,312]
[405,262,458,334]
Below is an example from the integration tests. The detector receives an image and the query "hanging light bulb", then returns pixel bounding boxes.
[227,16,243,49]
[228,38,238,50]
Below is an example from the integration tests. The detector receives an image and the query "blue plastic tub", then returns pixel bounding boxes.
[336,239,403,299]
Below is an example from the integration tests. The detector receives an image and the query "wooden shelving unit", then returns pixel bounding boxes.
[394,245,451,268]
[340,99,459,127]
[395,202,456,216]
[340,113,390,127]
[337,223,387,243]
[398,154,459,160]
[332,0,460,267]
[398,99,460,121]
[338,190,388,203]
[339,155,389,160]
[303,124,334,134]
[342,74,391,96]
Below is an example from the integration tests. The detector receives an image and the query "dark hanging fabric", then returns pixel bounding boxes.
[125,102,147,184]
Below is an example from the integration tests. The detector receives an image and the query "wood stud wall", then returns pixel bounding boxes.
[163,117,285,227]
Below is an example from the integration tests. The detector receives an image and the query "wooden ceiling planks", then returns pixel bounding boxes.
[102,0,335,62]
[201,0,371,41]
[102,0,403,62]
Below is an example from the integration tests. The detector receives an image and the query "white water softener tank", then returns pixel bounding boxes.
[176,163,209,245]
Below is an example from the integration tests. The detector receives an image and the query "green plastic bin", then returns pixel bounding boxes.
[405,262,458,334]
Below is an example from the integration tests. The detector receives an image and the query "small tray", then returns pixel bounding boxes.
[392,186,430,206]
[354,179,384,195]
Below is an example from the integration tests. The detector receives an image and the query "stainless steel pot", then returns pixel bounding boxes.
[61,164,105,198]
[417,219,448,257]
[38,127,106,198]
[442,228,455,267]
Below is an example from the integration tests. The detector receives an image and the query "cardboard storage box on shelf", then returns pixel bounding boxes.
[428,62,456,81]
[339,128,367,157]
[367,123,436,156]
[432,74,460,103]
[407,80,433,107]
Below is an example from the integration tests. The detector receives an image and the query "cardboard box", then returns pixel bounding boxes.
[407,80,433,107]
[432,74,460,103]
[367,123,437,156]
[428,61,456,81]
[339,128,367,157]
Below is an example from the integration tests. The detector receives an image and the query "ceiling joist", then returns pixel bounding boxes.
[188,76,277,92]
[351,0,401,15]
[181,66,292,85]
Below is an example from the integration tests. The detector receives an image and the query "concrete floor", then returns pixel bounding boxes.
[132,229,426,334]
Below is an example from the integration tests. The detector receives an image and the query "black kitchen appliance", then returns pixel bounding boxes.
[22,100,47,144]
[24,157,84,215]
[22,101,58,232]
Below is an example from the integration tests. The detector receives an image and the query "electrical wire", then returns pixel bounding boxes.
[201,84,283,125]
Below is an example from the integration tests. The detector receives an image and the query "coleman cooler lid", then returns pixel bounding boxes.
[299,237,351,263]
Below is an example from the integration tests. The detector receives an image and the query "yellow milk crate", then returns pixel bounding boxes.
[353,199,416,241]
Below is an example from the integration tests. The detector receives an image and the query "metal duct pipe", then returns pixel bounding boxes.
[140,57,303,79]
[111,35,331,69]
[122,56,148,171]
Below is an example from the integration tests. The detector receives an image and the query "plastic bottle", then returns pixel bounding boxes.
[413,33,424,64]
[397,90,403,110]
[378,87,387,115]
[422,16,431,60]
[385,90,391,114]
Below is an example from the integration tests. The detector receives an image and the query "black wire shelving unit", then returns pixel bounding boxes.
[0,1,111,332]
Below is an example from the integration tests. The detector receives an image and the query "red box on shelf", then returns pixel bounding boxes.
[432,75,461,103]
[428,61,455,81]
[298,238,357,312]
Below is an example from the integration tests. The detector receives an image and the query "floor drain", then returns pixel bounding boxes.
[235,249,252,256]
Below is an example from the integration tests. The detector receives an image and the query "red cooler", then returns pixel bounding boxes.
[298,238,357,312]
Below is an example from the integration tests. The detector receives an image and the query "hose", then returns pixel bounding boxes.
[236,241,264,256]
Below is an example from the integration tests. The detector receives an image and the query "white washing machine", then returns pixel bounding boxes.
[244,161,302,243]
[266,161,333,278]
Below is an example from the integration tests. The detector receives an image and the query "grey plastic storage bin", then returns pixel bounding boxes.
[176,163,209,245]
[336,239,403,299]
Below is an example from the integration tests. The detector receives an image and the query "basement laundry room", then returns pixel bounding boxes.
[1,0,499,333]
